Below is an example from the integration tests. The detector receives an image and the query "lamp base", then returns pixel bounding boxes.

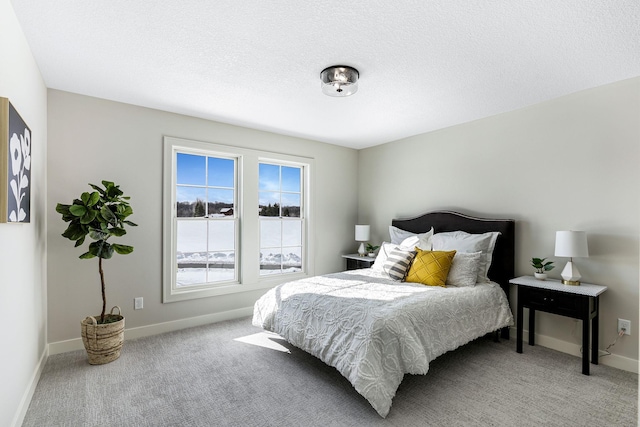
[357,242,366,257]
[560,261,581,286]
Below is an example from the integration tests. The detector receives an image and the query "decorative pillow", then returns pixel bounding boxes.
[431,231,500,283]
[446,251,482,287]
[389,226,434,249]
[383,248,417,281]
[405,249,456,287]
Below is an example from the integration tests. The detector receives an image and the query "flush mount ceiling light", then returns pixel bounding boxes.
[320,65,359,97]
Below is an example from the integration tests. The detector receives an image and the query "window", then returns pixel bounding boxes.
[163,137,313,302]
[259,163,303,276]
[175,153,237,287]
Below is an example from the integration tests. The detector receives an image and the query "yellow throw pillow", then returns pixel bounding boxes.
[405,249,456,287]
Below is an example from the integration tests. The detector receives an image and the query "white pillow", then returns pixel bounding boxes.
[389,226,434,249]
[371,242,397,271]
[446,251,482,287]
[431,231,500,283]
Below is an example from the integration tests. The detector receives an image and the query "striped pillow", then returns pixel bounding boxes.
[383,248,417,281]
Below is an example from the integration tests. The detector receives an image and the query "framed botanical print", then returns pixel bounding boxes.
[0,97,31,223]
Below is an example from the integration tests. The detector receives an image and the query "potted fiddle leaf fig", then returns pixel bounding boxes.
[56,180,137,364]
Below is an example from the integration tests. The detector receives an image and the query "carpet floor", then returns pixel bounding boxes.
[23,317,637,426]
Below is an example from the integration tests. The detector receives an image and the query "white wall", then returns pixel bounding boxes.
[358,78,639,369]
[47,90,359,344]
[0,0,48,425]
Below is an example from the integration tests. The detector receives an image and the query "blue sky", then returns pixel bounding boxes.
[177,153,234,187]
[177,153,301,205]
[259,163,300,193]
[259,163,301,207]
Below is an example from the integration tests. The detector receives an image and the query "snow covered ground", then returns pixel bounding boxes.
[176,218,303,287]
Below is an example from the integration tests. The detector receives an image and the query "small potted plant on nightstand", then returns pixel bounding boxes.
[366,243,380,257]
[531,257,554,280]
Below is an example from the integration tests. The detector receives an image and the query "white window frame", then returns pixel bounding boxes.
[163,136,314,303]
[258,159,306,277]
[174,152,239,288]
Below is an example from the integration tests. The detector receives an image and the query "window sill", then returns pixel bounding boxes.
[163,272,311,303]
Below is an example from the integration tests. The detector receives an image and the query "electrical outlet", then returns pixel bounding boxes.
[618,318,630,335]
[134,297,143,310]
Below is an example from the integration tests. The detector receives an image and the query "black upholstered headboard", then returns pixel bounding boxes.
[391,210,515,293]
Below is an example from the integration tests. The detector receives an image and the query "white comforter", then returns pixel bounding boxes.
[252,268,513,417]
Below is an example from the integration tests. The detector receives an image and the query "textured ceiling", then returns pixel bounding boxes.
[10,0,640,149]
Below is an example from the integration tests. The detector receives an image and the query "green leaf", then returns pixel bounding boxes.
[112,244,134,255]
[74,235,85,247]
[100,205,117,223]
[62,223,87,241]
[56,204,76,222]
[81,192,91,204]
[55,203,71,215]
[110,186,123,198]
[121,205,133,217]
[89,241,114,259]
[79,251,96,259]
[87,191,100,206]
[80,209,98,225]
[88,183,106,195]
[69,205,87,217]
[89,228,109,241]
[123,220,138,227]
[109,227,127,237]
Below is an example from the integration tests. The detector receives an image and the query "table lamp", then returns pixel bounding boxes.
[554,231,589,285]
[355,225,370,257]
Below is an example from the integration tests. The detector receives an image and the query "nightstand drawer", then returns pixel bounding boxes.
[519,286,586,318]
[526,288,578,309]
[342,254,376,270]
[346,258,375,270]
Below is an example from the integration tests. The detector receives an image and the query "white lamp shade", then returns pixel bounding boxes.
[355,225,370,242]
[555,231,589,258]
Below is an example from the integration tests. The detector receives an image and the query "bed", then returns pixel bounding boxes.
[252,211,515,417]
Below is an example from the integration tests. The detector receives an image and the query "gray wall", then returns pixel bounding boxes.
[358,78,639,368]
[0,0,48,425]
[47,90,359,343]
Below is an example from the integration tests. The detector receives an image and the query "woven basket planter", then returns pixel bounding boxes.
[81,306,125,365]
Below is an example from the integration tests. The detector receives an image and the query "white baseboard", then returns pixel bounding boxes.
[12,346,48,427]
[49,306,254,355]
[510,326,639,374]
[48,312,640,373]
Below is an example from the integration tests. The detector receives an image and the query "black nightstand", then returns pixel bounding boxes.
[341,254,375,270]
[509,276,607,375]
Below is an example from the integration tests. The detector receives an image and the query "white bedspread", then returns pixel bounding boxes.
[252,268,514,417]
